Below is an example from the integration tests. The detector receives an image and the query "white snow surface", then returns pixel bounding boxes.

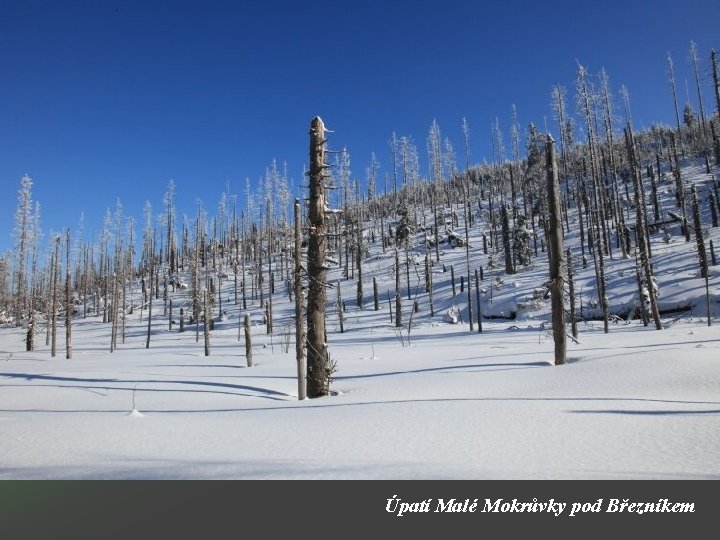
[0,317,718,479]
[1,160,719,479]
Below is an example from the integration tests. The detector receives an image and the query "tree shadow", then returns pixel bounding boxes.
[568,409,720,416]
[149,364,248,369]
[0,372,289,399]
[4,395,717,416]
[335,361,547,380]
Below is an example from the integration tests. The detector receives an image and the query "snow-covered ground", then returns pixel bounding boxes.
[0,159,718,479]
[0,314,718,479]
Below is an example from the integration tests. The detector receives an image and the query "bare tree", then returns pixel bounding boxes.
[164,179,176,273]
[14,175,33,326]
[50,235,60,357]
[551,86,570,180]
[394,247,402,328]
[26,201,41,351]
[306,117,332,398]
[244,313,253,367]
[576,63,609,332]
[203,288,210,356]
[689,41,708,137]
[625,124,662,329]
[546,135,566,365]
[336,281,344,333]
[145,234,155,348]
[65,229,72,359]
[712,50,720,120]
[691,185,711,326]
[566,248,578,339]
[667,52,684,152]
[461,117,474,331]
[294,199,306,400]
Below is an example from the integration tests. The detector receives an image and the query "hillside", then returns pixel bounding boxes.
[0,153,718,479]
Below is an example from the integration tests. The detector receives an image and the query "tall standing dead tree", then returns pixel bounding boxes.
[394,247,402,328]
[306,117,331,398]
[625,124,662,330]
[14,175,33,327]
[667,52,684,154]
[689,41,708,137]
[712,50,720,121]
[244,313,252,367]
[691,184,711,326]
[294,199,306,400]
[146,234,155,348]
[65,229,72,359]
[50,235,60,357]
[546,135,566,366]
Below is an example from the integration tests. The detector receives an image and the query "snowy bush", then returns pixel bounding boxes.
[446,230,465,248]
[513,215,533,267]
[445,305,460,324]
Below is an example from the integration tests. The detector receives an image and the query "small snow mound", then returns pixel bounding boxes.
[128,409,145,418]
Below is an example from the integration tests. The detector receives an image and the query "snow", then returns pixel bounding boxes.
[0,317,718,479]
[0,160,719,479]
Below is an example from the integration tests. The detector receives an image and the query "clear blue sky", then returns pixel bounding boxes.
[1,0,718,253]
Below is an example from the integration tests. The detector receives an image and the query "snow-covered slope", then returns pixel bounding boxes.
[0,159,718,479]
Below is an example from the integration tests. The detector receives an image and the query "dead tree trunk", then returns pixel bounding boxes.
[146,236,154,348]
[711,121,720,167]
[475,268,482,333]
[294,199,306,400]
[109,273,117,352]
[405,249,411,301]
[546,136,566,365]
[425,247,435,317]
[670,132,691,242]
[244,313,252,367]
[394,247,402,328]
[502,204,514,274]
[373,276,379,311]
[450,265,456,297]
[26,288,34,352]
[691,185,711,326]
[203,289,210,356]
[567,249,578,339]
[306,117,331,398]
[65,229,72,359]
[648,165,660,222]
[463,175,473,331]
[51,235,60,357]
[336,281,344,334]
[712,50,720,129]
[356,217,363,309]
[692,185,709,280]
[626,124,662,330]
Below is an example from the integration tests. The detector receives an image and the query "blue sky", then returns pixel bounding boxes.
[1,0,718,253]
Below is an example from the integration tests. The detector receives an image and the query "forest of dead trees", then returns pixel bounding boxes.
[1,44,719,396]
